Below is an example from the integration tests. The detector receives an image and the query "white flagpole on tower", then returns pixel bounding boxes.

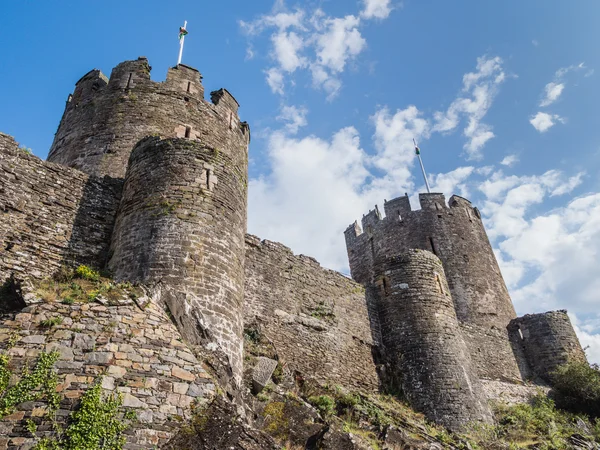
[178,20,187,65]
[414,138,431,194]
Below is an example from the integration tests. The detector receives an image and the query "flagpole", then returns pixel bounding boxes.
[414,139,431,194]
[178,20,187,65]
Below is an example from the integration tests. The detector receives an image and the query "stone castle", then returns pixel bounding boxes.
[0,57,587,447]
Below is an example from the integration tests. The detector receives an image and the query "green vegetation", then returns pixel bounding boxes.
[75,265,100,282]
[0,351,60,419]
[307,395,335,417]
[262,401,289,440]
[19,146,33,154]
[39,317,63,328]
[33,265,143,306]
[0,345,133,449]
[552,360,600,416]
[465,394,600,449]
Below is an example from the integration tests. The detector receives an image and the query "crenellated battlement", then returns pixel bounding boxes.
[346,193,482,243]
[346,193,516,330]
[48,57,249,179]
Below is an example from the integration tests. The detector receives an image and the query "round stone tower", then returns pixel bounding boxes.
[108,136,247,386]
[375,250,492,430]
[508,311,587,382]
[345,193,516,330]
[48,57,249,179]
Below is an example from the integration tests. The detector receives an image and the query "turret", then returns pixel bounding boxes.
[108,136,248,386]
[508,311,587,382]
[48,57,249,179]
[345,193,516,330]
[375,250,492,429]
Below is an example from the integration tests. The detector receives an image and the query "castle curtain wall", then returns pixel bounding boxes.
[0,133,121,285]
[243,235,380,393]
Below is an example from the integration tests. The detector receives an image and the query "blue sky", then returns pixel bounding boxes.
[2,0,600,361]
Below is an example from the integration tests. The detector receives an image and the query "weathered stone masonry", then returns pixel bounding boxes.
[109,137,247,386]
[244,235,380,393]
[346,193,587,429]
[0,132,121,286]
[48,58,249,179]
[0,55,591,447]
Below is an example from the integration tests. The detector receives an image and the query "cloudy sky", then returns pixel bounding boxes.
[2,1,600,362]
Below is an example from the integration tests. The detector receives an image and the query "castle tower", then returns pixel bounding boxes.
[48,57,248,179]
[508,311,587,382]
[375,250,492,429]
[108,136,248,386]
[345,193,516,330]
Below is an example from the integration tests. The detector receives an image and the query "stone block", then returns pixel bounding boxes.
[252,357,278,394]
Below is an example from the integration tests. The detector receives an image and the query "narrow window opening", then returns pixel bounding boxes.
[185,126,191,138]
[369,238,375,259]
[184,97,190,102]
[126,72,133,89]
[229,112,233,129]
[187,81,191,93]
[206,168,211,188]
[518,327,524,340]
[434,273,444,294]
[398,211,402,222]
[382,277,390,296]
[428,237,437,255]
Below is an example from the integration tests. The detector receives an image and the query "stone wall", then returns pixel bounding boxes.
[47,58,249,179]
[345,193,516,330]
[508,311,587,382]
[0,295,215,450]
[243,235,380,393]
[0,133,121,285]
[109,137,247,386]
[373,249,492,430]
[460,322,531,383]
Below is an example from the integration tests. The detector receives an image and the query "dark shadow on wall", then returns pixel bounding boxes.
[64,175,123,271]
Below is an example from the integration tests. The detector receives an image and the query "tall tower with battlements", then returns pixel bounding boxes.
[345,193,516,331]
[48,57,249,179]
[46,57,250,385]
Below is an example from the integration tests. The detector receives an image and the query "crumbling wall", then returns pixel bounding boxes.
[243,235,380,393]
[0,133,121,284]
[109,137,247,386]
[47,58,249,179]
[0,295,215,449]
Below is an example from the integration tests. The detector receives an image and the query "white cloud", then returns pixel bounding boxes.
[536,62,588,108]
[433,56,508,159]
[570,313,600,364]
[277,105,308,134]
[360,0,393,19]
[529,112,565,133]
[429,166,474,198]
[240,1,387,99]
[248,127,372,270]
[265,67,285,94]
[271,31,307,72]
[500,154,519,167]
[540,82,565,107]
[315,15,366,73]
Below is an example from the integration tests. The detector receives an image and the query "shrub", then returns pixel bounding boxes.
[308,395,335,417]
[552,361,600,416]
[75,265,100,282]
[39,317,63,328]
